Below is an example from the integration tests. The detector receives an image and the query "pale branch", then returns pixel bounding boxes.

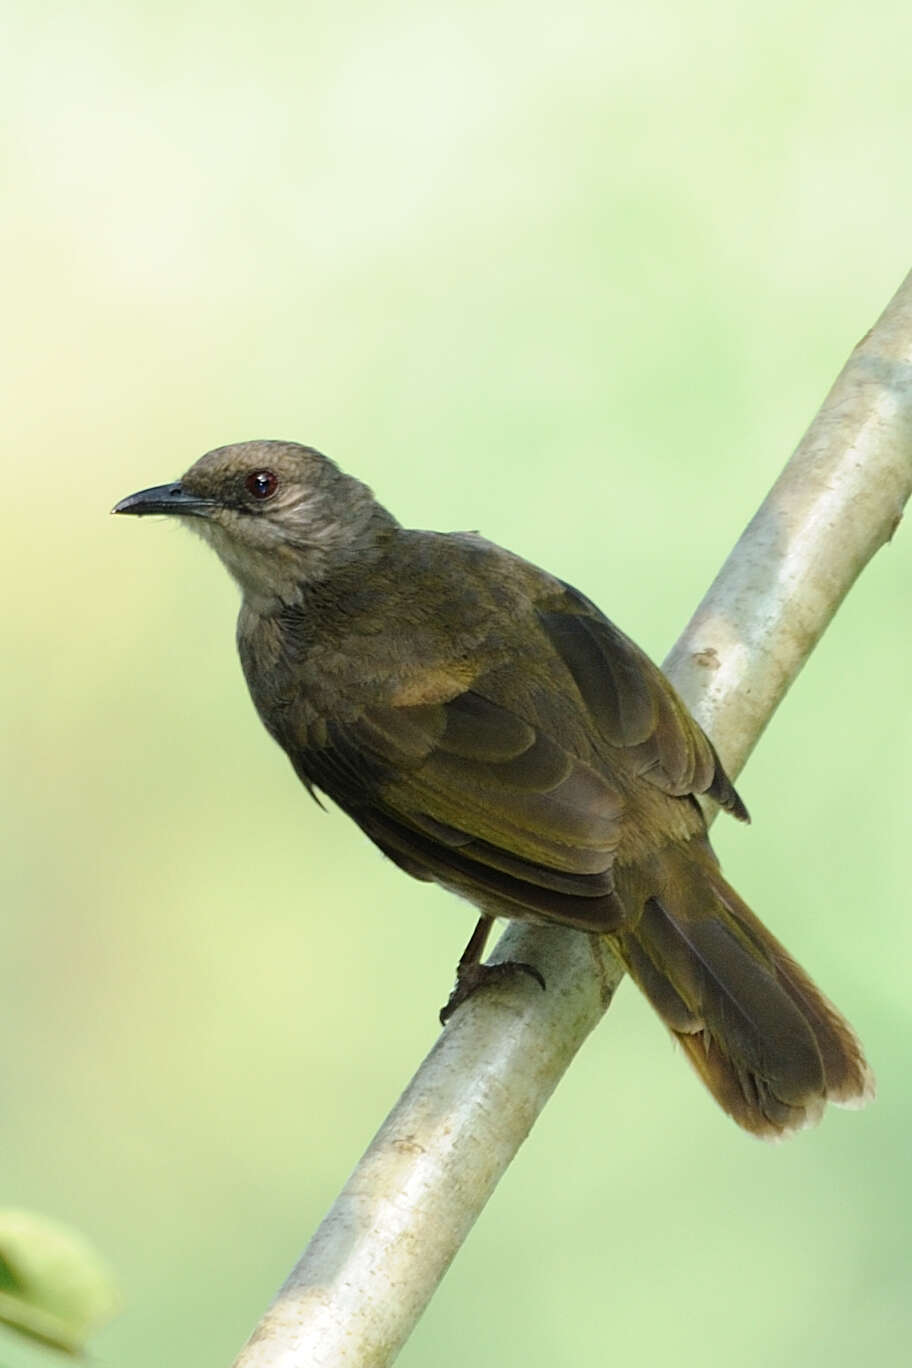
[232,269,912,1368]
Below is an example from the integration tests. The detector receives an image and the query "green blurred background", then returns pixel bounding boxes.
[2,2,911,1364]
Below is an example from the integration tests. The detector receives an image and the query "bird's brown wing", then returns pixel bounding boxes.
[290,584,744,932]
[536,585,747,820]
[297,687,627,931]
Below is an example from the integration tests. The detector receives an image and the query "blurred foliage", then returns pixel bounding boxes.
[1,2,910,1366]
[0,1211,118,1354]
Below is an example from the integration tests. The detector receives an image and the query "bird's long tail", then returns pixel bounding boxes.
[610,837,874,1138]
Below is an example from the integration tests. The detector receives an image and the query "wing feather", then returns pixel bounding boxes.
[286,577,745,928]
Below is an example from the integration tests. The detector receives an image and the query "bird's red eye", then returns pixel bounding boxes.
[245,470,278,500]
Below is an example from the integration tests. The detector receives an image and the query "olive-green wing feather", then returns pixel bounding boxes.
[288,580,743,930]
[537,585,747,820]
[296,685,627,930]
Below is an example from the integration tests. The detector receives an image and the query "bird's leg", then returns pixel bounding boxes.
[439,914,546,1024]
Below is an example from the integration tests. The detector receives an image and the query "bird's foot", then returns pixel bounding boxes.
[439,959,546,1025]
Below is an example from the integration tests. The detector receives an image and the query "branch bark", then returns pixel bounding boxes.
[232,270,912,1368]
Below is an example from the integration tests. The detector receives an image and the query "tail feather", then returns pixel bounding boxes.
[611,839,874,1138]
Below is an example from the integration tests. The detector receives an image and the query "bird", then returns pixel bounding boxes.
[114,439,873,1138]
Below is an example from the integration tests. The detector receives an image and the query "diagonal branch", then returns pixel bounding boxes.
[232,270,912,1368]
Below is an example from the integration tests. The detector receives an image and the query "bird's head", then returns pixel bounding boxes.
[114,440,396,610]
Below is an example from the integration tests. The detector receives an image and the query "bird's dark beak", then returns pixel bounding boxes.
[112,482,216,518]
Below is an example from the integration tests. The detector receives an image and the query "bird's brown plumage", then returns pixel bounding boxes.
[115,440,874,1137]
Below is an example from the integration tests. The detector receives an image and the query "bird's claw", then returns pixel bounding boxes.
[439,959,546,1025]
